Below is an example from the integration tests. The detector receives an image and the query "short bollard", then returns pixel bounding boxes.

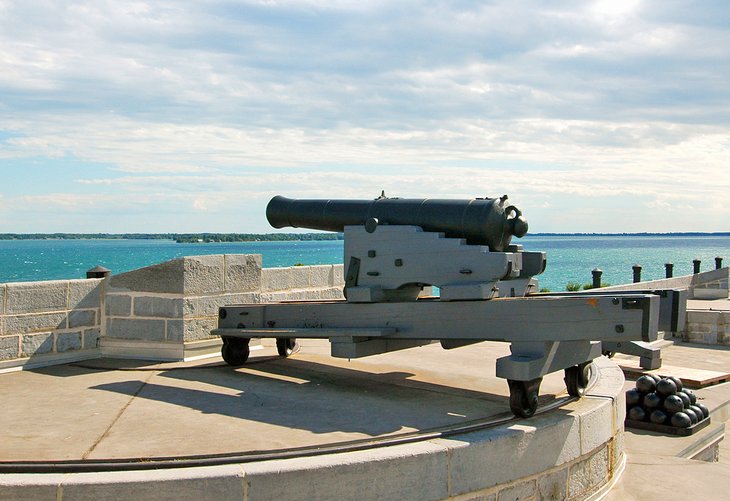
[592,268,603,289]
[86,265,111,279]
[693,259,701,274]
[632,264,642,283]
[665,263,674,278]
[716,257,724,270]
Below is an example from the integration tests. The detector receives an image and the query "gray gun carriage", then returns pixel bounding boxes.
[213,194,681,418]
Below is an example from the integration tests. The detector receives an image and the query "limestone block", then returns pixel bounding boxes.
[537,468,568,501]
[108,258,185,294]
[333,264,345,286]
[243,441,448,501]
[21,332,54,356]
[56,332,82,352]
[69,310,97,329]
[134,296,183,318]
[567,445,610,499]
[108,255,225,295]
[0,335,20,360]
[183,255,225,295]
[320,287,345,300]
[184,292,259,317]
[57,464,246,501]
[289,266,312,289]
[106,294,132,317]
[443,411,580,495]
[167,320,184,342]
[83,328,100,349]
[497,478,535,501]
[5,281,67,314]
[224,254,262,292]
[261,267,292,292]
[184,318,217,342]
[106,318,166,341]
[68,279,103,309]
[567,456,591,499]
[309,265,333,287]
[4,312,67,335]
[579,398,613,456]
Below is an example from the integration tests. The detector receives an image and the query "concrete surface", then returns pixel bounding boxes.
[607,339,730,500]
[0,340,572,461]
[0,340,626,500]
[2,334,730,500]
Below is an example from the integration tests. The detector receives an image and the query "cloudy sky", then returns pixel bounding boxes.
[1,0,728,234]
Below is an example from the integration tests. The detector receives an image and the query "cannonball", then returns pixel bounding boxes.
[636,375,656,393]
[649,374,662,384]
[676,392,691,409]
[626,388,642,407]
[690,405,705,422]
[650,409,668,425]
[667,376,683,392]
[684,407,699,425]
[663,395,684,414]
[643,392,662,409]
[628,406,647,422]
[683,389,697,405]
[656,378,677,397]
[695,403,710,419]
[671,412,692,428]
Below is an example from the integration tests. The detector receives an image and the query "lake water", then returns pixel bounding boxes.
[0,235,728,292]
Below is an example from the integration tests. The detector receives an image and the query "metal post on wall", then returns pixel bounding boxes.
[665,263,674,278]
[86,265,111,279]
[592,268,603,289]
[716,257,724,270]
[693,259,701,274]
[632,264,642,283]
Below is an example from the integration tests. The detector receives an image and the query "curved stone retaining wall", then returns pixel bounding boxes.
[0,357,625,500]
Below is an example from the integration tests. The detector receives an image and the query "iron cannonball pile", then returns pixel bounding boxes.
[626,375,710,431]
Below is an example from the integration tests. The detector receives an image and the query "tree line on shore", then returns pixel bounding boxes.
[0,233,343,243]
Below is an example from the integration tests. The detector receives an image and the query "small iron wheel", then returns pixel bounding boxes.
[221,337,250,366]
[276,337,299,357]
[564,361,593,397]
[507,378,542,418]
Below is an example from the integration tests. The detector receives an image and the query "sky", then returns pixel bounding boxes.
[1,0,729,234]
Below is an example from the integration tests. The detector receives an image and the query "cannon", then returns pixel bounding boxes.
[266,193,528,252]
[214,193,668,418]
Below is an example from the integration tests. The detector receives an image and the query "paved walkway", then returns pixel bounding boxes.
[608,340,730,500]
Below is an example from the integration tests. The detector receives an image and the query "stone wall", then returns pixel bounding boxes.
[0,255,345,368]
[100,254,343,360]
[0,279,103,371]
[684,310,730,345]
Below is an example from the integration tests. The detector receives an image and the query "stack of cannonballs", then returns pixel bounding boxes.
[626,375,710,430]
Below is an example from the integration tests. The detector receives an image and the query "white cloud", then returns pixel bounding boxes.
[0,1,729,232]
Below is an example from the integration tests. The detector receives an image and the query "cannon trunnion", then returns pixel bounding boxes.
[213,194,667,418]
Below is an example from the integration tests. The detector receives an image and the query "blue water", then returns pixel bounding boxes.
[0,235,728,292]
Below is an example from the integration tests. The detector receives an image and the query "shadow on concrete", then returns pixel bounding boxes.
[89,356,517,437]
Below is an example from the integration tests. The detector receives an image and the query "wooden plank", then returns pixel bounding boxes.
[619,363,730,388]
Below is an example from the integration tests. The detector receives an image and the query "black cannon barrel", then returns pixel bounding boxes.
[266,194,528,252]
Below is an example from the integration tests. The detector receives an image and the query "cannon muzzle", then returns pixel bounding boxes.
[266,194,528,252]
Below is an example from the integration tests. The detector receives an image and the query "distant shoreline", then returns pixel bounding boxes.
[0,232,728,242]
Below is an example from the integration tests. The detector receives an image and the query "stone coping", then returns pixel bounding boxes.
[0,356,624,501]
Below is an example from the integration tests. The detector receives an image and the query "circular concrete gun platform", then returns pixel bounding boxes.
[0,341,625,500]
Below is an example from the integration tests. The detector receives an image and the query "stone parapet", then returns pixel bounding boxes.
[684,309,730,345]
[0,279,103,372]
[1,256,344,368]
